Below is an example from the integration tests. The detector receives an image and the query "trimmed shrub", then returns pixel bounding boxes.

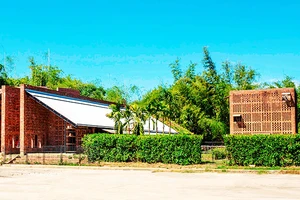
[82,133,202,165]
[224,134,299,167]
[212,147,227,160]
[136,134,202,165]
[82,134,137,162]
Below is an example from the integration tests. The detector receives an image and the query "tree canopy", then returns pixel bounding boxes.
[1,49,299,141]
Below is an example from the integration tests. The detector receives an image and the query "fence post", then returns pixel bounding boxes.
[60,146,63,164]
[42,146,45,165]
[25,149,28,164]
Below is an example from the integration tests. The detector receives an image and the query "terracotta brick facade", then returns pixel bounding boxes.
[1,84,106,155]
[1,86,20,153]
[230,88,297,134]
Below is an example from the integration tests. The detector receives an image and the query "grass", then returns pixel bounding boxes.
[9,153,300,174]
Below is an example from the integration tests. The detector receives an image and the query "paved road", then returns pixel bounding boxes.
[0,165,300,200]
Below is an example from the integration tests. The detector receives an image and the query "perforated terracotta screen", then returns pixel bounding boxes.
[230,88,297,134]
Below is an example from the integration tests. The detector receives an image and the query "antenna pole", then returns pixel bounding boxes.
[3,51,5,69]
[48,48,50,66]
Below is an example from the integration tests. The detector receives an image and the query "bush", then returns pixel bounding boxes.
[212,147,227,160]
[224,134,300,167]
[136,134,202,165]
[82,133,202,165]
[82,134,137,162]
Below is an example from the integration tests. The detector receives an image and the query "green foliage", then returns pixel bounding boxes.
[106,104,125,134]
[3,50,299,143]
[82,134,137,162]
[212,147,227,160]
[224,135,300,167]
[168,120,193,135]
[136,134,202,165]
[28,57,62,89]
[105,85,141,104]
[0,55,15,87]
[105,86,127,104]
[79,83,106,100]
[82,134,202,165]
[140,85,174,134]
[106,102,148,135]
[233,63,259,90]
[0,63,8,86]
[184,62,197,80]
[140,47,258,140]
[5,56,139,103]
[264,75,296,89]
[130,103,147,135]
[202,46,218,85]
[169,58,182,82]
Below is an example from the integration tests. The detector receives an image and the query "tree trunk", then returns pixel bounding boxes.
[162,117,165,134]
[156,118,158,134]
[169,120,171,134]
[128,122,131,134]
[148,118,150,135]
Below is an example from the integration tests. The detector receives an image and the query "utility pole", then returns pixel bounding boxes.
[47,48,50,66]
[3,51,5,69]
[0,44,5,69]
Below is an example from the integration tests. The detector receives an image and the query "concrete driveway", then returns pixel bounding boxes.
[0,165,300,200]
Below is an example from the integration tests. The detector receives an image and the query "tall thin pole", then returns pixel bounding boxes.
[47,48,50,66]
[3,51,5,69]
[0,44,4,68]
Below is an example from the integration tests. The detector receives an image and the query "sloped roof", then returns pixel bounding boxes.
[26,89,177,133]
[26,89,115,128]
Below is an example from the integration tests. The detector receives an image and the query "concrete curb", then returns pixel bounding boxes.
[2,164,300,175]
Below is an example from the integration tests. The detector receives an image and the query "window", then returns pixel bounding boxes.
[233,114,242,122]
[34,135,38,147]
[31,135,38,148]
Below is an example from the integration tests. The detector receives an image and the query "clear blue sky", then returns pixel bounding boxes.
[1,0,300,92]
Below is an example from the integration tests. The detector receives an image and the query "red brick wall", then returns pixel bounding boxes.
[230,88,297,134]
[47,112,65,146]
[23,92,68,152]
[24,93,49,150]
[57,88,80,96]
[1,84,101,154]
[1,86,20,153]
[76,127,95,146]
[23,93,94,152]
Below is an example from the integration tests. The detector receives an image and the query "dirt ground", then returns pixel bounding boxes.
[1,165,300,200]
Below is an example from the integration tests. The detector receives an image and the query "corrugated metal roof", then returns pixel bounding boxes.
[26,89,177,133]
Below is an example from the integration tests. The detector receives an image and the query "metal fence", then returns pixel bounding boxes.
[201,141,224,152]
[201,141,226,162]
[5,145,84,154]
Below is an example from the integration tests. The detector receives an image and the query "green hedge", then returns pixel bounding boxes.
[82,134,137,162]
[224,134,300,167]
[82,134,202,165]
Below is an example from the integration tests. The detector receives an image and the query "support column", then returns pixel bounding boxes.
[1,86,6,155]
[229,92,233,134]
[64,121,66,153]
[20,85,25,156]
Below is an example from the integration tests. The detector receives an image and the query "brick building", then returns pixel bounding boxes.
[1,84,176,155]
[229,88,297,135]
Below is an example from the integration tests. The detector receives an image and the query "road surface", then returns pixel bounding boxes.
[0,165,300,200]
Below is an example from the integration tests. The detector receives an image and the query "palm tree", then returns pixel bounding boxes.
[160,86,173,134]
[122,106,132,134]
[145,102,157,135]
[152,100,162,134]
[130,103,147,135]
[106,104,124,134]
